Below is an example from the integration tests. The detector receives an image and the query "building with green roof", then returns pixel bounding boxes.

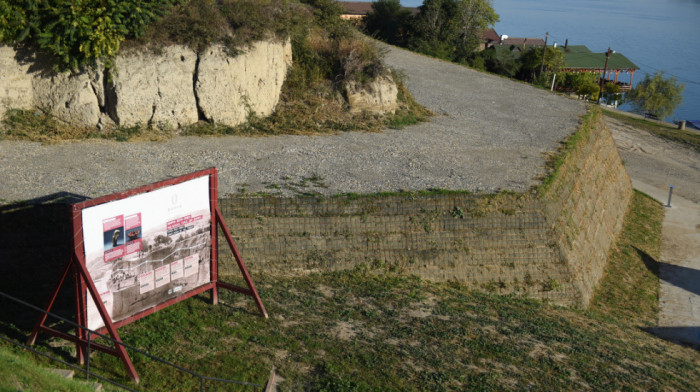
[561,45,639,91]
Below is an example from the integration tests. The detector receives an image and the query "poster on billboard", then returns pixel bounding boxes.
[81,176,212,330]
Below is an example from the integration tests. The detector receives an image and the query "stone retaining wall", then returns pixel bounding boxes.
[219,109,632,307]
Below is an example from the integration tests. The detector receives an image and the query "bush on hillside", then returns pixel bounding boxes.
[0,0,181,70]
[624,71,685,119]
[0,0,384,90]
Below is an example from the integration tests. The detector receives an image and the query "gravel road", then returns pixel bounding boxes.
[607,118,700,203]
[1,44,587,203]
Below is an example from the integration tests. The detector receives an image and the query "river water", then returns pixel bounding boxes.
[400,0,700,121]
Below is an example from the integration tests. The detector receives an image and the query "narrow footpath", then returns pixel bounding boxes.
[631,180,700,348]
[607,117,700,348]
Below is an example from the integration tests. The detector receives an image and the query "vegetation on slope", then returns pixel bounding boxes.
[590,190,663,324]
[0,345,103,392]
[3,191,697,391]
[0,0,430,142]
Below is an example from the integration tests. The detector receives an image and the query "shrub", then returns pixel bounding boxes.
[0,0,181,70]
[624,71,685,120]
[129,0,308,54]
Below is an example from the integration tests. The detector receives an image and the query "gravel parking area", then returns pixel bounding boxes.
[0,44,586,203]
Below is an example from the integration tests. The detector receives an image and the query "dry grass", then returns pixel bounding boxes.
[0,109,171,143]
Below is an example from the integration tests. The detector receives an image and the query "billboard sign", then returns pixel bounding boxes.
[81,176,212,330]
[28,168,267,382]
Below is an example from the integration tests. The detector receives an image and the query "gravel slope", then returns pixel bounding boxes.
[0,44,586,203]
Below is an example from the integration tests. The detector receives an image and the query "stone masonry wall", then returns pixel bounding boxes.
[218,109,632,307]
[539,108,633,306]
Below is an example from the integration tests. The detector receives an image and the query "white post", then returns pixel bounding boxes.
[550,74,557,91]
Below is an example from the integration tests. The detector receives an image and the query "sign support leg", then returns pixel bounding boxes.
[215,207,268,318]
[27,258,73,346]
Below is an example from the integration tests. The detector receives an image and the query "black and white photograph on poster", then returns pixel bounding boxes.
[82,176,212,330]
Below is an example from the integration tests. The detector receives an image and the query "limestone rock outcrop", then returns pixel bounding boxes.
[0,40,293,129]
[0,46,34,121]
[1,47,103,127]
[32,68,102,127]
[109,45,199,128]
[1,38,398,129]
[196,40,292,127]
[345,73,399,114]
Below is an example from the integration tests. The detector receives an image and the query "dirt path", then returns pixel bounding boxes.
[606,117,700,203]
[606,115,700,348]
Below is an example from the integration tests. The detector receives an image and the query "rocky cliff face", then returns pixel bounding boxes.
[196,40,293,126]
[0,40,293,129]
[345,74,399,114]
[1,39,398,129]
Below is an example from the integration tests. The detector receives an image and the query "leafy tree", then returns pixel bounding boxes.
[576,78,599,101]
[602,82,621,105]
[452,0,499,60]
[0,0,181,70]
[481,48,519,78]
[558,72,599,100]
[364,0,414,46]
[411,0,498,62]
[625,71,685,119]
[411,0,458,59]
[516,46,565,84]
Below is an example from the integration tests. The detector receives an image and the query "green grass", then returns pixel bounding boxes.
[2,178,696,391]
[0,344,100,392]
[537,106,598,194]
[4,188,690,391]
[602,109,700,153]
[590,190,664,324]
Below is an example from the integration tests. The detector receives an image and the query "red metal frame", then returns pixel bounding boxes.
[27,168,267,383]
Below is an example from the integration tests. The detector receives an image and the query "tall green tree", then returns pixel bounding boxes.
[364,0,414,46]
[411,0,497,62]
[453,0,498,60]
[411,0,457,59]
[625,71,685,119]
[516,46,565,84]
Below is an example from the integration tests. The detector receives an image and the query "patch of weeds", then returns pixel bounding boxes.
[524,273,535,286]
[499,208,516,216]
[537,106,599,195]
[307,173,328,188]
[1,109,93,143]
[451,206,464,219]
[0,109,170,143]
[543,278,561,292]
